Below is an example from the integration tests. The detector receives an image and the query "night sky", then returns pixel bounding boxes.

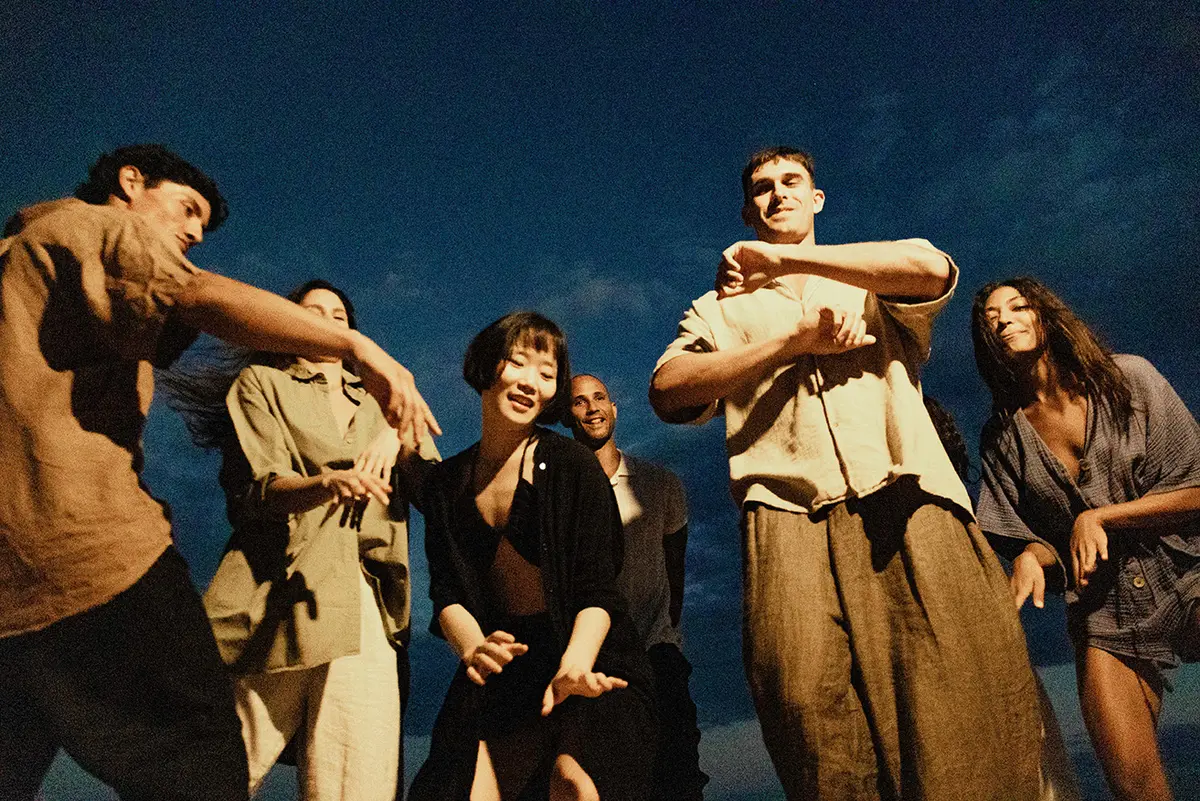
[4,2,1199,799]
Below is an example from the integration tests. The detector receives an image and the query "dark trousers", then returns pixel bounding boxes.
[0,546,249,801]
[648,643,708,801]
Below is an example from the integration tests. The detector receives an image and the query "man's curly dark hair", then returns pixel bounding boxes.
[75,143,228,231]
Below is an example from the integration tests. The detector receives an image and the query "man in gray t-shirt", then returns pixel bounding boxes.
[568,374,707,801]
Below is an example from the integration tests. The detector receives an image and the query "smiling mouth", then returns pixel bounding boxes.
[508,393,535,410]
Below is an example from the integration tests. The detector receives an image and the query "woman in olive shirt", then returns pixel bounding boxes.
[203,280,433,800]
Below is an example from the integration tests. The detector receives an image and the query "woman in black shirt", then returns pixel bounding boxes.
[410,312,654,801]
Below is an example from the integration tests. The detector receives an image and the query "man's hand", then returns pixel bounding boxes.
[789,306,877,356]
[1070,509,1108,588]
[716,241,782,297]
[352,334,441,447]
[1010,550,1047,610]
[541,664,628,716]
[464,631,529,686]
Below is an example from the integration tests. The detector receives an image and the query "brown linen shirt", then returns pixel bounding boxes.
[654,239,972,517]
[205,362,438,673]
[0,199,202,637]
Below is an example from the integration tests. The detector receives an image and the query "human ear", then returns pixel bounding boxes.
[812,189,826,214]
[115,165,146,204]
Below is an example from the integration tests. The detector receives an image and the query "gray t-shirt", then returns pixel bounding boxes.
[610,453,688,650]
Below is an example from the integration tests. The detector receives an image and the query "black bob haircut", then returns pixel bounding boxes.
[75,143,229,232]
[463,311,571,425]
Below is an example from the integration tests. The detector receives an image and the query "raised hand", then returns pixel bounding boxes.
[464,631,530,686]
[352,334,441,448]
[541,664,628,716]
[716,241,782,297]
[320,467,392,508]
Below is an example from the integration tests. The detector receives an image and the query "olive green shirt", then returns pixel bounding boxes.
[205,361,437,673]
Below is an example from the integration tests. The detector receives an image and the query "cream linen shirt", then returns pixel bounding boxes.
[654,239,972,518]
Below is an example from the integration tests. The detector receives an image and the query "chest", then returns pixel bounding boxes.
[1024,396,1088,481]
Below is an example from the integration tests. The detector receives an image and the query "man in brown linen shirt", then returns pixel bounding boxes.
[650,146,1040,800]
[0,144,438,801]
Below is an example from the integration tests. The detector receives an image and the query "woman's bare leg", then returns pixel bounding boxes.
[1076,646,1172,801]
[470,741,501,801]
[549,753,598,801]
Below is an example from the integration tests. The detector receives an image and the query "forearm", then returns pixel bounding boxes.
[1021,541,1059,568]
[1091,487,1200,530]
[772,241,950,299]
[560,607,610,672]
[437,604,487,662]
[261,474,337,517]
[174,271,362,360]
[650,337,797,419]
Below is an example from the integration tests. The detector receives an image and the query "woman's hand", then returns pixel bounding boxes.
[464,631,529,686]
[541,664,628,716]
[1070,509,1109,588]
[320,467,392,507]
[355,426,401,482]
[1010,550,1046,609]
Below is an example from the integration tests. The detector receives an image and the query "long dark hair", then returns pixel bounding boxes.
[156,279,358,448]
[971,277,1132,422]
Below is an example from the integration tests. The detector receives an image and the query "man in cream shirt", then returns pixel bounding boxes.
[650,146,1040,801]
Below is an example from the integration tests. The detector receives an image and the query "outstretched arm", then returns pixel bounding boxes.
[719,240,951,301]
[650,305,874,420]
[541,606,628,715]
[174,270,440,445]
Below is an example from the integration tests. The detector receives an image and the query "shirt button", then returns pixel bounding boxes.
[1132,575,1146,589]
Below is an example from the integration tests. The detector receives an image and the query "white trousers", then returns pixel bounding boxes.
[237,569,400,801]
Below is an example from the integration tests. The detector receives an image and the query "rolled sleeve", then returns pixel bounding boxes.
[654,301,721,425]
[877,238,957,361]
[226,367,300,520]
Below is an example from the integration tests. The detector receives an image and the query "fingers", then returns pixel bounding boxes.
[1032,568,1046,609]
[466,665,486,686]
[541,683,556,717]
[1071,549,1082,588]
[1011,573,1032,610]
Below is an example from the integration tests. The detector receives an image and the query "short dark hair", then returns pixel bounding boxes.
[971,276,1132,422]
[287,279,358,331]
[741,146,816,205]
[75,144,229,232]
[463,311,571,425]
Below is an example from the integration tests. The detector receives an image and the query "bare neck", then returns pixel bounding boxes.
[594,439,621,478]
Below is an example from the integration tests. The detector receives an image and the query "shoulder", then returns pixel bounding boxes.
[624,452,683,490]
[1113,353,1168,391]
[536,429,611,487]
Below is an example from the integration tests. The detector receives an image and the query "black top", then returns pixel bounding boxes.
[413,428,653,801]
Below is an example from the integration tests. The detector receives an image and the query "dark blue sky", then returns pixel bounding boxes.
[7,2,1199,798]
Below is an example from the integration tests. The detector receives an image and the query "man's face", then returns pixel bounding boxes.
[120,167,212,254]
[741,157,825,244]
[569,375,616,448]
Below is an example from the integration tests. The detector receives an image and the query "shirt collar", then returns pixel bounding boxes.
[283,362,366,398]
[610,450,632,485]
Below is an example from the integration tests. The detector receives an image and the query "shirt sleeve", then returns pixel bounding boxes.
[663,469,688,534]
[226,367,301,519]
[1122,356,1200,497]
[422,465,469,639]
[876,238,957,362]
[977,425,1069,589]
[87,209,202,363]
[565,450,627,619]
[653,299,722,425]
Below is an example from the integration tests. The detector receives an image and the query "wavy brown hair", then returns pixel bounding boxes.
[971,277,1131,423]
